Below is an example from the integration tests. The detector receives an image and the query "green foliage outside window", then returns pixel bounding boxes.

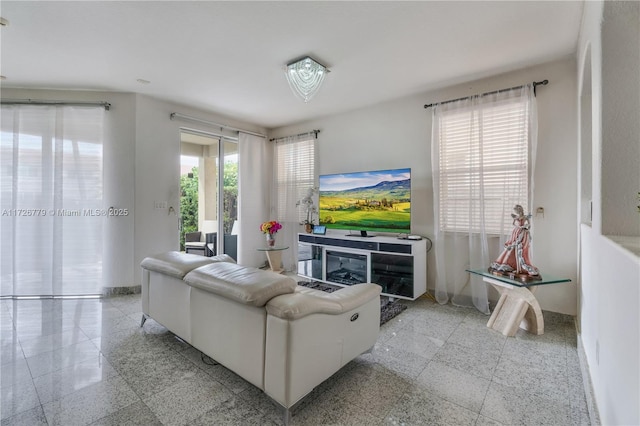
[180,167,199,251]
[223,161,238,235]
[179,161,239,251]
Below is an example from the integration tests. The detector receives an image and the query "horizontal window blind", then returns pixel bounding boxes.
[275,137,315,222]
[438,97,529,234]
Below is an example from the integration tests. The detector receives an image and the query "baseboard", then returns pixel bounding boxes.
[576,326,601,425]
[102,285,141,296]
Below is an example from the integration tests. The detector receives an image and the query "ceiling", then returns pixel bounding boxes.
[0,1,583,129]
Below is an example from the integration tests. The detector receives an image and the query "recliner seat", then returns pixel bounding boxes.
[140,251,381,424]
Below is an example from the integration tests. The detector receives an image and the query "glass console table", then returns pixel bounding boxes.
[467,269,571,337]
[257,246,289,274]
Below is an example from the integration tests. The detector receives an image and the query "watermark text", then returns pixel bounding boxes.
[2,208,130,217]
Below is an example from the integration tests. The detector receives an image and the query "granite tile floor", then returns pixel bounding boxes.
[1,293,593,425]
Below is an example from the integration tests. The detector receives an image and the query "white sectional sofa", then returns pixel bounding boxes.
[140,251,381,424]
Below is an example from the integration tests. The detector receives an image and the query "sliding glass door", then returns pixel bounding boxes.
[179,131,238,260]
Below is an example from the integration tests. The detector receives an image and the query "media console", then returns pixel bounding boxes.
[297,233,427,300]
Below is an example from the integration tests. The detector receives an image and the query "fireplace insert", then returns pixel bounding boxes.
[326,250,367,286]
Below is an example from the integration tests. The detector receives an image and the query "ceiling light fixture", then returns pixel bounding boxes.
[285,56,329,103]
[0,17,9,27]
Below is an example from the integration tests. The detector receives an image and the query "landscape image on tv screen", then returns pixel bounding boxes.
[319,168,411,234]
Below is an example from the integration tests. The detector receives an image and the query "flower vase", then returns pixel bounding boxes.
[266,233,275,247]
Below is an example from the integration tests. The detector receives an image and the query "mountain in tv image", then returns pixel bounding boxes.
[319,170,411,232]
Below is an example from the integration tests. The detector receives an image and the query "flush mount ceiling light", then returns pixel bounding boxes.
[285,56,329,103]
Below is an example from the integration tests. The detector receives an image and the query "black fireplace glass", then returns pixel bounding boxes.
[371,253,414,298]
[326,250,367,286]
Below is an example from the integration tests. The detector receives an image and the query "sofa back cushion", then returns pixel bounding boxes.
[184,262,297,307]
[141,252,234,279]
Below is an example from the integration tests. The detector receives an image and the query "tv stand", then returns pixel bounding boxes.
[297,233,427,300]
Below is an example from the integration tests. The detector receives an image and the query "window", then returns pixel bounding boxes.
[437,95,531,234]
[274,136,315,223]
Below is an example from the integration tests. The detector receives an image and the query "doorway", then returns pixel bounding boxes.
[180,130,238,260]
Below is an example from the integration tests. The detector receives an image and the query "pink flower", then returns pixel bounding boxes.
[260,220,282,234]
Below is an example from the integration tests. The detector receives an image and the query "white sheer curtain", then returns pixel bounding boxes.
[1,105,105,296]
[237,132,270,267]
[273,133,317,272]
[431,85,537,313]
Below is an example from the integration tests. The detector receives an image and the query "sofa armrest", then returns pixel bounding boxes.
[265,283,381,320]
[264,283,381,409]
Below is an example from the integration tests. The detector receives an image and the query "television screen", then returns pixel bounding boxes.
[318,168,411,235]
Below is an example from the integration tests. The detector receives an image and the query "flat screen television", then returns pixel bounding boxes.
[318,168,411,236]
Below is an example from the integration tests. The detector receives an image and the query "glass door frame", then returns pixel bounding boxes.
[218,139,238,259]
[179,128,238,259]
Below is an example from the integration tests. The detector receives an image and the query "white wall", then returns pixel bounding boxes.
[581,226,640,425]
[578,1,640,424]
[1,88,267,289]
[271,57,579,315]
[600,1,640,238]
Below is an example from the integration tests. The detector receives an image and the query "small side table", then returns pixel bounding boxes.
[257,246,289,273]
[467,269,571,337]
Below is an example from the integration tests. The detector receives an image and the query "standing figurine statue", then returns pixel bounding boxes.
[489,204,541,281]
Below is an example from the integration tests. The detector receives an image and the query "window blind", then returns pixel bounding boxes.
[275,137,315,222]
[438,97,530,234]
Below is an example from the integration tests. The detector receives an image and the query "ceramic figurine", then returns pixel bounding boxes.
[489,204,541,281]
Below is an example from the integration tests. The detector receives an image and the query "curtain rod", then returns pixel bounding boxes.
[423,79,548,109]
[1,99,111,110]
[270,130,320,142]
[181,127,238,142]
[170,112,265,138]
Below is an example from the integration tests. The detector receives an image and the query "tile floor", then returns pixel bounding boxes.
[1,293,592,425]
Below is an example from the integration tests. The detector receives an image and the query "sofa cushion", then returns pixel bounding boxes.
[184,262,297,307]
[184,241,206,247]
[141,251,235,279]
[265,283,381,320]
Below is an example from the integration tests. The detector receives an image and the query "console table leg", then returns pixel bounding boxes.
[486,284,544,336]
[265,251,284,273]
[518,286,544,335]
[486,286,509,331]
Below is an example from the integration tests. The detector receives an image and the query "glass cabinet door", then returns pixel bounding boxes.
[297,243,323,280]
[371,253,414,298]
